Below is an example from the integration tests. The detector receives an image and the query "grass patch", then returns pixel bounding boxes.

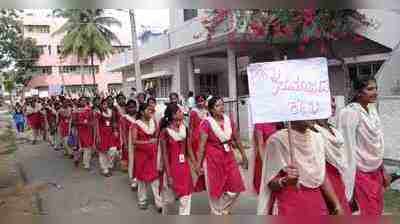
[384,189,400,214]
[0,124,17,155]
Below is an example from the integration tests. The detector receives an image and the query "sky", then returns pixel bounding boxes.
[135,9,169,31]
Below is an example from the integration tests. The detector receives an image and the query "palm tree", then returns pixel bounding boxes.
[52,9,122,93]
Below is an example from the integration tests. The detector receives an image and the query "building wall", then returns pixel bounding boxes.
[379,97,400,160]
[377,42,400,160]
[23,11,131,92]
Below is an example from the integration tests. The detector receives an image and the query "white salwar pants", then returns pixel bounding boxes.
[178,195,192,215]
[204,159,240,215]
[162,187,192,215]
[99,152,111,174]
[63,137,73,155]
[82,148,92,169]
[137,179,163,208]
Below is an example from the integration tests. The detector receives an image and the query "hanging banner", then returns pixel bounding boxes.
[247,57,331,124]
[49,85,63,96]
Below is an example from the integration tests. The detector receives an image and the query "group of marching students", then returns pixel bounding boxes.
[15,76,399,215]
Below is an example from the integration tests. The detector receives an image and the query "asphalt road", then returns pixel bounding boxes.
[15,138,258,223]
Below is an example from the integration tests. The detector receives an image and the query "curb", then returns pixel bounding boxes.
[16,161,45,215]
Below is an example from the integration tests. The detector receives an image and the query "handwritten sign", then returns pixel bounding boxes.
[247,57,331,123]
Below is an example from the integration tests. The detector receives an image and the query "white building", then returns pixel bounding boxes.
[107,9,400,160]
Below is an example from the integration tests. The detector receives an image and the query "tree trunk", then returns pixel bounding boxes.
[90,53,97,95]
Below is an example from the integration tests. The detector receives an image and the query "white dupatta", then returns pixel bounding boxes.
[337,103,384,200]
[205,114,232,152]
[314,124,348,177]
[166,124,187,141]
[125,114,136,180]
[257,129,326,215]
[135,119,156,135]
[192,107,208,120]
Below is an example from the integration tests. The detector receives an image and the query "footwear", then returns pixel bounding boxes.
[74,160,80,167]
[138,203,148,210]
[156,207,163,214]
[222,210,231,215]
[102,172,112,177]
[391,173,400,183]
[130,183,138,191]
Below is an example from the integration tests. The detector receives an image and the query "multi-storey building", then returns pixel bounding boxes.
[24,10,132,96]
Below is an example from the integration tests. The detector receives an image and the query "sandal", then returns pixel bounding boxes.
[156,206,163,214]
[138,203,148,210]
[102,172,112,177]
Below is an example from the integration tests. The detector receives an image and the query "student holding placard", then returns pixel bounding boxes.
[338,77,390,215]
[257,120,344,215]
[314,97,352,214]
[252,123,279,195]
[197,96,248,215]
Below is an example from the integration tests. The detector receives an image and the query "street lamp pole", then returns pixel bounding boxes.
[129,9,143,93]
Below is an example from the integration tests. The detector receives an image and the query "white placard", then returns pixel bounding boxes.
[247,57,331,124]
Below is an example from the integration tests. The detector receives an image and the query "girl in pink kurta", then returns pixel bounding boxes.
[45,102,58,149]
[95,99,119,177]
[58,103,73,157]
[315,120,352,215]
[197,97,248,215]
[188,95,208,192]
[253,123,278,195]
[132,103,163,212]
[257,121,345,216]
[75,97,94,170]
[160,103,194,215]
[338,77,390,215]
[122,100,138,189]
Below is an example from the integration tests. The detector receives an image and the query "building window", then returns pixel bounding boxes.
[59,65,99,74]
[199,74,218,96]
[32,66,52,75]
[64,85,98,95]
[37,45,46,55]
[112,46,130,54]
[158,77,171,98]
[24,25,50,33]
[145,77,171,98]
[183,9,198,21]
[57,45,65,55]
[348,61,384,80]
[108,84,122,95]
[348,61,384,91]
